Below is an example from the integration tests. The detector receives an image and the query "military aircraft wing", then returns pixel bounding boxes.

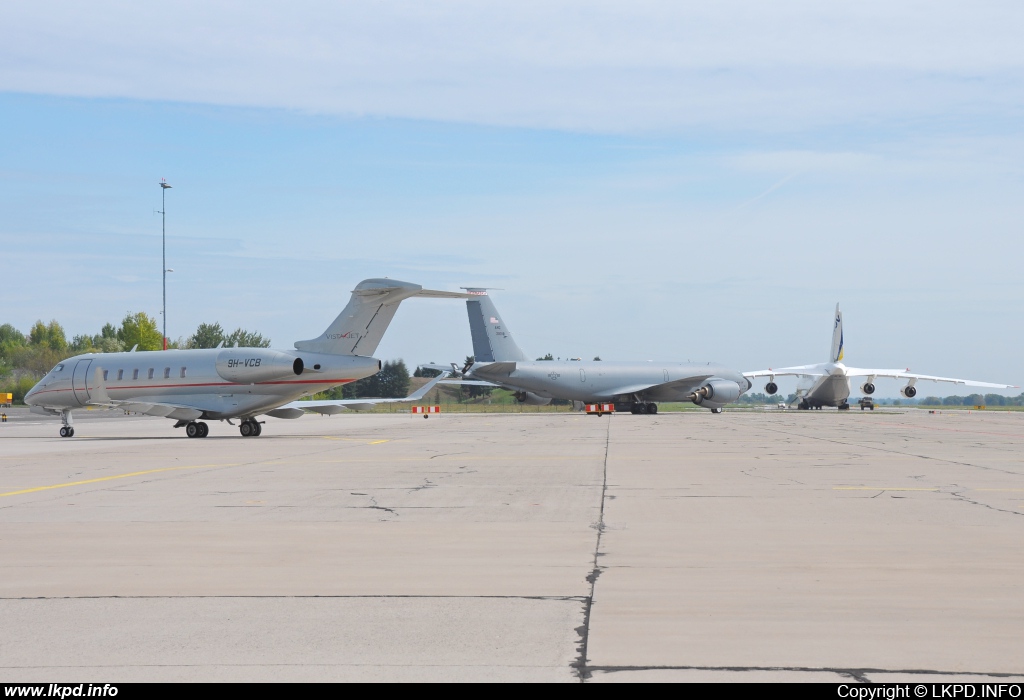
[591,374,716,401]
[465,361,518,381]
[843,367,1018,388]
[274,372,450,417]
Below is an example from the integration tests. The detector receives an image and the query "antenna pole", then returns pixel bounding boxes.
[159,180,172,350]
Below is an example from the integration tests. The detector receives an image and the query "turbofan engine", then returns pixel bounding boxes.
[689,379,742,406]
[765,381,778,395]
[900,385,917,398]
[514,391,553,406]
[861,382,875,395]
[216,348,304,384]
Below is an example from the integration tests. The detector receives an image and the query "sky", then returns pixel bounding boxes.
[1,1,1022,396]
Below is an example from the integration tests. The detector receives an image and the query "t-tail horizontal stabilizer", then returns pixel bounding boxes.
[295,279,469,356]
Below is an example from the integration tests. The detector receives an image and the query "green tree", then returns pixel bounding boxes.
[188,322,226,349]
[117,312,163,351]
[28,320,67,351]
[0,324,27,364]
[225,328,271,348]
[536,353,554,361]
[414,363,442,378]
[341,359,410,399]
[593,356,601,361]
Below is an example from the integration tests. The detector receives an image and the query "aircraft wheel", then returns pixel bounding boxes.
[68,427,75,437]
[646,403,658,415]
[186,422,199,438]
[197,422,209,438]
[711,407,723,414]
[634,403,648,415]
[252,422,262,437]
[59,427,68,438]
[240,421,253,437]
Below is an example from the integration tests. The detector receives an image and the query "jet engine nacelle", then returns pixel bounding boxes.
[765,381,778,395]
[900,385,917,398]
[514,391,552,406]
[690,379,742,406]
[216,349,304,384]
[861,382,875,395]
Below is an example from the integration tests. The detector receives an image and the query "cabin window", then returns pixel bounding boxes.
[102,370,109,381]
[148,368,154,379]
[133,369,139,380]
[117,369,124,380]
[163,367,170,379]
[180,367,187,378]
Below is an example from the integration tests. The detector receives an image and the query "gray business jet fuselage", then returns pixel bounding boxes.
[24,278,469,438]
[25,347,379,422]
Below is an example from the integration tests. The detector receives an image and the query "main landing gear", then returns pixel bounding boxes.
[185,421,209,438]
[59,426,75,438]
[239,419,262,437]
[629,402,659,415]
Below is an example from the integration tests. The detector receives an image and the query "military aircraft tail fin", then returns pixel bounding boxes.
[463,289,527,362]
[295,279,468,356]
[830,303,844,363]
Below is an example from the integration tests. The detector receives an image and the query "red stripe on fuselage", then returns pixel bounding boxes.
[28,378,355,398]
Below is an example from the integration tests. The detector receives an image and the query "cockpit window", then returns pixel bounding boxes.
[53,364,64,373]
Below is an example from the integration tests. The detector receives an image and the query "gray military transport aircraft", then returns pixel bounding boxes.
[24,279,467,438]
[445,289,751,414]
[744,304,1017,410]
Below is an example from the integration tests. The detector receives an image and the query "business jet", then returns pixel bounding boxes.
[448,289,750,414]
[24,279,467,437]
[744,304,1017,410]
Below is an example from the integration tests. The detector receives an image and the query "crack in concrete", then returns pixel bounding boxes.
[367,496,397,517]
[573,417,611,682]
[585,664,1023,681]
[752,425,1024,477]
[948,489,1024,518]
[0,594,589,601]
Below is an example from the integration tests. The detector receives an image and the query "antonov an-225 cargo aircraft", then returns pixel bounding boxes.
[24,279,467,438]
[744,304,1017,410]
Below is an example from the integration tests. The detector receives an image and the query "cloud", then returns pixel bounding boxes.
[2,1,1023,133]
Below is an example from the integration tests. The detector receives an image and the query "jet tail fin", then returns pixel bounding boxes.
[295,279,468,356]
[463,289,527,362]
[830,303,844,363]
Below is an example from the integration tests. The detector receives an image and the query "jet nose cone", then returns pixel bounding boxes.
[24,385,40,406]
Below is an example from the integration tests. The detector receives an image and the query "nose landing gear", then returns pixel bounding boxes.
[58,411,75,437]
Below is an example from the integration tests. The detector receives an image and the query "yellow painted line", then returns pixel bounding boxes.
[833,487,939,491]
[368,440,389,445]
[319,437,391,444]
[0,462,240,498]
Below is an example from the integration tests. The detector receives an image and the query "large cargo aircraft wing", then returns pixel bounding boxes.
[272,372,450,417]
[843,367,1018,388]
[744,365,827,379]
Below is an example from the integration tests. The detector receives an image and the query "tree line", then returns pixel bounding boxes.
[0,314,271,403]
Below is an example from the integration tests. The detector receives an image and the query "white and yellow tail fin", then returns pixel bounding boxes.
[829,303,844,363]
